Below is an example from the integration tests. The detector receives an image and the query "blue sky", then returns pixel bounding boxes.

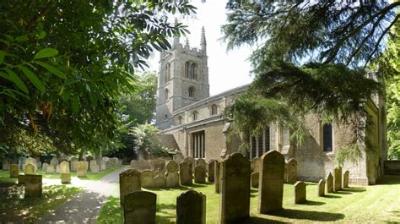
[147,0,254,95]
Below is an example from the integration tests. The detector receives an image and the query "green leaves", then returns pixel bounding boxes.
[35,61,65,79]
[34,48,58,60]
[18,65,45,93]
[2,69,29,94]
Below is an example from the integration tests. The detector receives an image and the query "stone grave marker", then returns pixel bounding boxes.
[208,160,216,183]
[333,167,342,191]
[76,161,88,177]
[153,174,166,188]
[326,172,334,193]
[179,160,192,186]
[194,166,206,184]
[215,161,221,193]
[10,164,19,178]
[318,179,325,197]
[141,170,155,188]
[294,181,306,204]
[24,175,42,198]
[123,191,156,224]
[24,163,36,175]
[343,170,349,188]
[177,190,206,224]
[285,158,297,184]
[251,172,259,188]
[120,169,141,205]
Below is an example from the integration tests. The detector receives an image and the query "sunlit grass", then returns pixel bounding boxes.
[97,176,400,224]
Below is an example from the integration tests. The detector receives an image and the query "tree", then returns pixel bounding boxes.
[0,0,196,157]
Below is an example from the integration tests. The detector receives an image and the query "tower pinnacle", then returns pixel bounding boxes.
[200,26,206,53]
[173,18,180,47]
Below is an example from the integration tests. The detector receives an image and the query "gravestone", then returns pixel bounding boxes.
[76,161,88,177]
[215,161,221,193]
[251,172,259,188]
[285,158,297,184]
[318,179,325,197]
[179,160,192,186]
[166,160,179,172]
[25,157,37,167]
[195,158,207,168]
[37,161,42,170]
[141,170,155,188]
[194,166,206,184]
[131,160,151,170]
[2,160,10,170]
[123,191,156,224]
[294,181,306,204]
[343,170,349,188]
[70,158,79,172]
[46,165,56,173]
[184,157,195,172]
[326,172,334,193]
[220,153,250,224]
[60,161,70,174]
[333,167,342,191]
[89,160,99,173]
[42,162,48,171]
[208,160,216,183]
[173,153,184,163]
[153,174,166,188]
[24,163,36,175]
[18,174,27,185]
[150,158,166,171]
[177,190,206,224]
[120,169,141,205]
[60,161,71,184]
[56,164,61,173]
[251,158,260,173]
[259,150,285,214]
[24,175,42,198]
[50,157,58,167]
[10,164,19,178]
[165,161,179,187]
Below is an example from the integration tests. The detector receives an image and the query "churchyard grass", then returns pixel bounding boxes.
[0,170,17,185]
[97,176,400,223]
[35,165,123,180]
[0,185,80,223]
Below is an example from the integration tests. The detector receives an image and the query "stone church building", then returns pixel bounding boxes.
[155,28,387,185]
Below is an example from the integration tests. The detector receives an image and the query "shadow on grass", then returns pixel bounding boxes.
[322,194,342,198]
[268,208,345,221]
[302,200,325,206]
[342,187,366,192]
[332,191,352,195]
[156,203,176,224]
[244,216,288,224]
[377,175,400,185]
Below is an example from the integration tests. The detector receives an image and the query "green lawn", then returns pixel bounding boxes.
[0,185,81,223]
[97,175,400,224]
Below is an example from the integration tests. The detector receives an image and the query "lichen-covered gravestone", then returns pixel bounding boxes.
[60,161,71,184]
[195,158,207,168]
[215,161,221,193]
[10,164,19,178]
[165,161,179,188]
[153,174,166,188]
[194,166,206,184]
[343,170,349,188]
[259,150,285,214]
[220,153,250,224]
[25,157,37,167]
[24,175,42,198]
[120,169,141,205]
[208,160,216,183]
[177,190,206,224]
[70,158,78,172]
[251,172,259,188]
[179,160,192,186]
[333,167,342,191]
[123,191,156,224]
[294,181,306,204]
[141,170,155,188]
[46,164,56,173]
[326,172,334,193]
[285,158,297,184]
[318,179,325,197]
[24,163,36,175]
[76,161,88,177]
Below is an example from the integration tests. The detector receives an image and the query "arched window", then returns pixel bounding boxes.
[188,86,195,97]
[166,63,171,81]
[165,88,169,101]
[192,111,198,121]
[211,104,218,115]
[190,63,197,80]
[185,61,190,78]
[323,123,333,152]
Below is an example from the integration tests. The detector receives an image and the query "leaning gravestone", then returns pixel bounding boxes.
[208,160,216,183]
[179,160,192,186]
[24,163,36,175]
[215,161,221,193]
[343,170,349,188]
[326,172,334,193]
[318,179,325,197]
[220,153,250,224]
[141,170,155,188]
[251,172,259,188]
[123,191,156,224]
[259,150,285,214]
[285,158,297,184]
[120,169,141,205]
[177,190,206,224]
[194,166,206,184]
[294,181,306,204]
[76,161,88,177]
[24,175,42,198]
[60,161,71,184]
[333,167,342,191]
[10,164,19,178]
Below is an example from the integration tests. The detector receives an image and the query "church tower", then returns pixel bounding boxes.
[156,27,210,129]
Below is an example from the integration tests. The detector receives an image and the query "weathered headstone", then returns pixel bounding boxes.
[177,190,206,224]
[208,160,216,183]
[70,158,78,172]
[25,157,37,167]
[153,174,166,188]
[46,165,56,173]
[179,160,192,186]
[215,161,221,193]
[141,170,155,188]
[220,153,250,224]
[251,158,260,173]
[184,157,195,172]
[195,158,207,168]
[343,170,349,188]
[326,172,334,193]
[294,181,306,204]
[2,160,10,170]
[130,159,151,170]
[194,166,206,184]
[166,160,179,172]
[318,179,325,197]
[150,158,166,171]
[259,150,285,214]
[61,173,71,184]
[56,164,61,173]
[123,191,156,224]
[24,163,36,175]
[10,164,19,178]
[120,169,141,205]
[76,161,88,177]
[251,172,259,188]
[24,175,42,198]
[165,161,180,188]
[18,174,27,185]
[60,161,70,174]
[50,157,58,167]
[89,160,99,173]
[285,158,297,184]
[333,167,342,191]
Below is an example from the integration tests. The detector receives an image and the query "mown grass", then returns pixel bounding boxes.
[97,176,400,224]
[0,185,81,223]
